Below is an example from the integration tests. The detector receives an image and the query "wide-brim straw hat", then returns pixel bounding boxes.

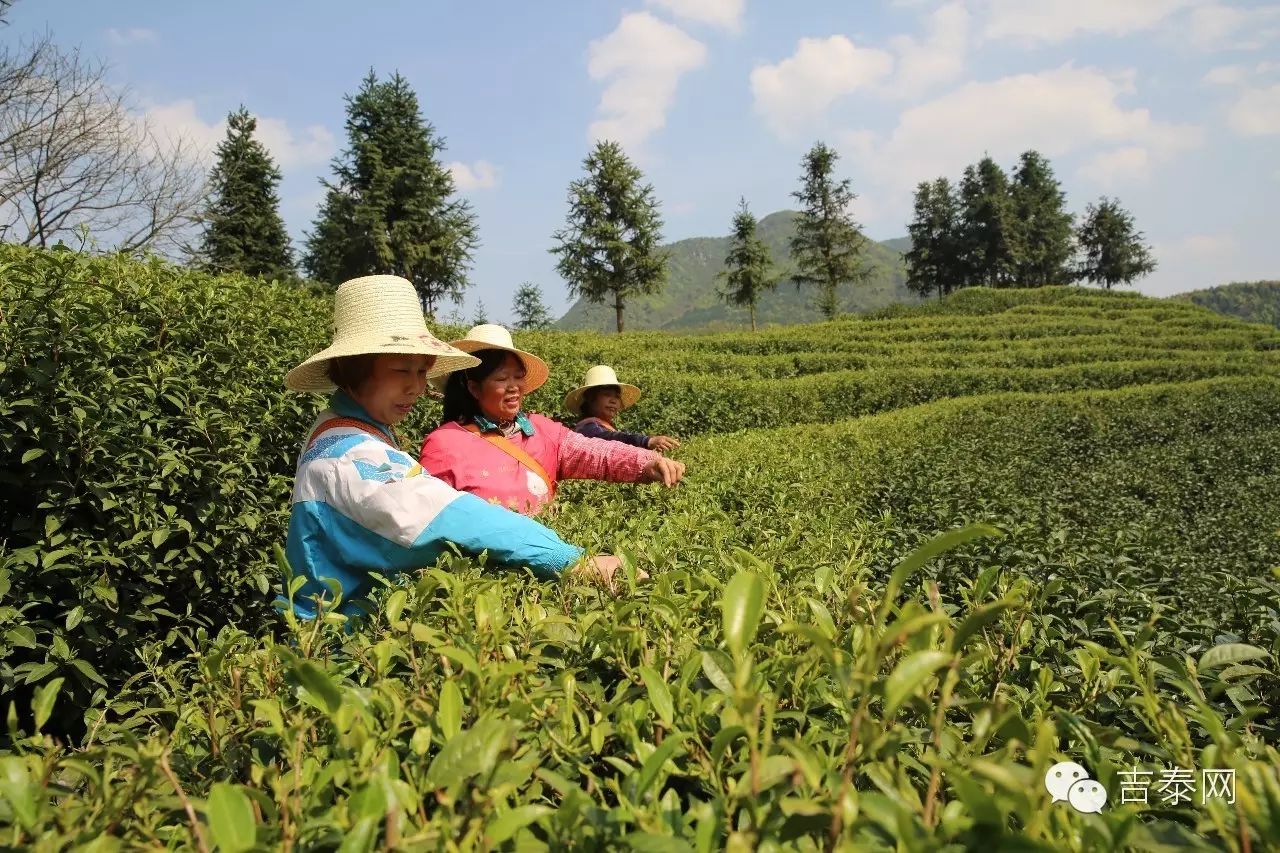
[563,365,641,416]
[428,324,551,394]
[285,275,480,392]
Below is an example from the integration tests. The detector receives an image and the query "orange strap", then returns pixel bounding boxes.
[307,417,399,450]
[461,423,557,497]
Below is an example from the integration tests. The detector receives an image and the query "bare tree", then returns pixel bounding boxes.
[0,35,205,255]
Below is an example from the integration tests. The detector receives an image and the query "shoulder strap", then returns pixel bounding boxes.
[307,417,399,450]
[461,423,556,497]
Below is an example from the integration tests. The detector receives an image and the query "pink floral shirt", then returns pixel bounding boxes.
[418,413,657,515]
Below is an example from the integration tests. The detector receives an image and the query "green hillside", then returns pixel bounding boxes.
[555,210,918,331]
[1174,279,1280,327]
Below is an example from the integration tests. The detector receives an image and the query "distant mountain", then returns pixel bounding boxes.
[555,210,917,331]
[1173,280,1280,327]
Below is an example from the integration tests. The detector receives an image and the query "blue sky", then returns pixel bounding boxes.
[9,0,1280,321]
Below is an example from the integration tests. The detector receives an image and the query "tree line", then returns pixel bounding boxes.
[0,28,1159,334]
[903,152,1156,299]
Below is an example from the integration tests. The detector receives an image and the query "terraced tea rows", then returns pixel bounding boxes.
[2,248,1277,850]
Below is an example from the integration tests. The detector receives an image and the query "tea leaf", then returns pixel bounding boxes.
[722,571,765,658]
[32,677,64,731]
[639,666,675,727]
[206,783,256,853]
[884,651,953,717]
[1198,643,1270,670]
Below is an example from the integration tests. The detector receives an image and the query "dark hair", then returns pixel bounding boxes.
[580,385,621,419]
[440,348,516,424]
[326,354,378,393]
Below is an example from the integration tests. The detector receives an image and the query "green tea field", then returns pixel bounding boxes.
[2,246,1279,850]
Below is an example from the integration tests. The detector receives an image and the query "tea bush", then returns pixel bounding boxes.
[3,249,1279,848]
[4,379,1279,849]
[0,247,327,732]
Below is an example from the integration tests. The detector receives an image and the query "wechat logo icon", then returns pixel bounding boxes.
[1045,761,1108,814]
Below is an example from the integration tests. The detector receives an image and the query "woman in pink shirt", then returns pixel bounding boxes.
[418,325,685,516]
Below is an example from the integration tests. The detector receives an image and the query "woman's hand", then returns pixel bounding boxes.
[639,456,685,487]
[571,555,649,591]
[646,434,681,452]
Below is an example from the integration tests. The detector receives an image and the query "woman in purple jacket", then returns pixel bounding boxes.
[564,365,680,452]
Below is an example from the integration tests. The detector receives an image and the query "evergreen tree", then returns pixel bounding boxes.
[303,70,477,317]
[1076,197,1156,289]
[511,282,553,330]
[958,156,1019,287]
[789,142,871,320]
[1009,150,1075,286]
[470,299,489,325]
[199,107,294,279]
[903,177,963,299]
[717,198,780,331]
[551,140,667,333]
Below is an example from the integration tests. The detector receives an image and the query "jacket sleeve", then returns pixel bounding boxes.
[574,419,651,448]
[544,418,658,483]
[328,436,582,578]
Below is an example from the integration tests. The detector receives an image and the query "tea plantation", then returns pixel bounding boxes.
[2,245,1278,850]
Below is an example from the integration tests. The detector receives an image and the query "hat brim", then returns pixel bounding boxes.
[285,338,481,392]
[427,340,551,394]
[563,382,642,417]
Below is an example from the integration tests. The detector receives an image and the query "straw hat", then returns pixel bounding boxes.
[429,324,551,393]
[563,365,641,416]
[285,275,480,392]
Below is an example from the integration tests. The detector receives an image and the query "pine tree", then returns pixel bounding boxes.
[957,156,1017,288]
[551,140,667,333]
[1009,150,1075,286]
[303,70,477,317]
[199,107,294,279]
[511,282,553,330]
[717,198,780,331]
[903,177,963,299]
[1076,197,1156,289]
[790,142,871,320]
[470,299,489,325]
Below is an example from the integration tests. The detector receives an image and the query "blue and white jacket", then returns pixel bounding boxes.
[284,391,584,618]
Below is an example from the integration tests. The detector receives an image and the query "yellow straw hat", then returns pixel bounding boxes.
[285,275,480,392]
[429,324,551,393]
[563,365,642,416]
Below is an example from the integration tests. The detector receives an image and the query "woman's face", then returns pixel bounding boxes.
[468,353,526,422]
[589,387,623,422]
[349,354,434,425]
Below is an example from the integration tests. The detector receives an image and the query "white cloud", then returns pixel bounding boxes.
[447,160,501,190]
[751,36,893,133]
[253,118,335,170]
[142,100,335,170]
[840,65,1201,203]
[1079,146,1152,187]
[889,1,970,96]
[1203,64,1249,86]
[645,0,744,32]
[1183,3,1280,51]
[984,0,1193,42]
[587,12,707,150]
[1227,83,1280,135]
[1162,233,1238,259]
[144,100,224,155]
[105,27,158,46]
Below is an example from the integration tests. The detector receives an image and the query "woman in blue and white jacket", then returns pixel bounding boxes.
[282,274,622,619]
